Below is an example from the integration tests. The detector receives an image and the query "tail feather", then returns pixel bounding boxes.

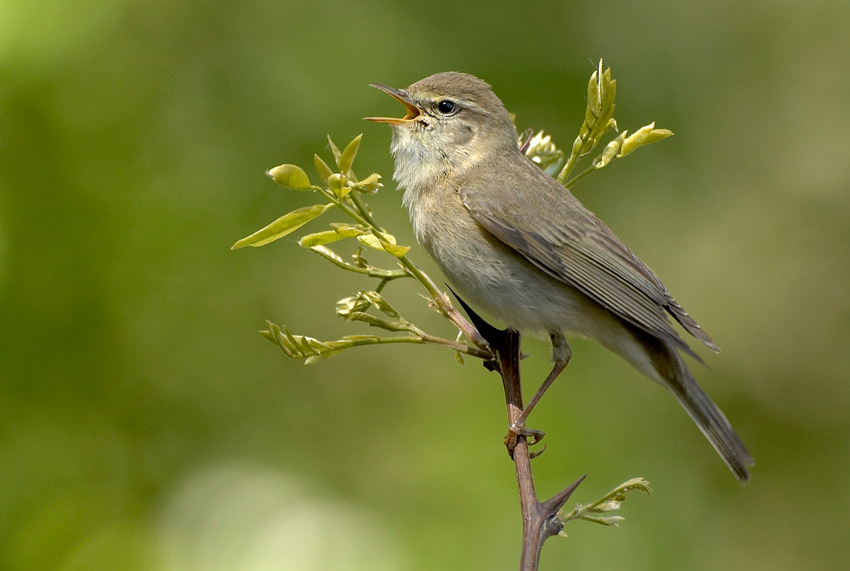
[666,356,754,483]
[629,326,754,483]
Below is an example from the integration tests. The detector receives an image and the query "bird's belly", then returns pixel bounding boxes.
[421,219,619,340]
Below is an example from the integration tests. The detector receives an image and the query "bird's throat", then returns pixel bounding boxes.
[389,128,457,192]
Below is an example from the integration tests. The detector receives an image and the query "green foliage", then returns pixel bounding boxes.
[266,164,313,191]
[231,203,335,249]
[555,60,673,188]
[558,478,653,534]
[233,134,485,364]
[261,322,416,365]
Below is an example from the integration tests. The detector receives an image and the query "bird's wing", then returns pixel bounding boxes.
[459,175,718,358]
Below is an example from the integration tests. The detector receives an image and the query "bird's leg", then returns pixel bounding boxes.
[508,332,572,446]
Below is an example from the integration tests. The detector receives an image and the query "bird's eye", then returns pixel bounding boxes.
[436,99,457,114]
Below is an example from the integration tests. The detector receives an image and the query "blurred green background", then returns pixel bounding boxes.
[2,0,849,569]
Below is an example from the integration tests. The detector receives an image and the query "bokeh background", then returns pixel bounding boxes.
[2,0,849,569]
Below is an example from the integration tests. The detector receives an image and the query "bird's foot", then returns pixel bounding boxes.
[505,421,546,458]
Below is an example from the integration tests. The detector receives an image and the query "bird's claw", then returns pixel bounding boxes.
[505,421,546,458]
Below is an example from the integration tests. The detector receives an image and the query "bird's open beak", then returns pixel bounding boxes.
[364,84,422,124]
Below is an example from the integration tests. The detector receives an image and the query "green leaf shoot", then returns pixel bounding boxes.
[266,164,312,191]
[339,134,362,174]
[231,203,334,249]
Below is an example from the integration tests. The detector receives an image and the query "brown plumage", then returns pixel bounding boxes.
[368,72,753,482]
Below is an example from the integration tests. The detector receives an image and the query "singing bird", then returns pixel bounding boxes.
[367,72,753,483]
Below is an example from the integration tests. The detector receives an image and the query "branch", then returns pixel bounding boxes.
[452,295,585,570]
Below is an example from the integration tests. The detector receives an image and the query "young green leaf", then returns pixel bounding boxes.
[361,290,399,317]
[557,476,651,535]
[381,242,411,257]
[304,351,342,365]
[351,172,382,193]
[618,123,673,157]
[313,154,334,184]
[594,131,628,169]
[339,134,362,174]
[298,230,347,248]
[330,223,368,238]
[356,234,385,251]
[356,233,411,257]
[327,135,343,168]
[327,173,350,198]
[266,164,312,190]
[336,294,372,318]
[231,203,334,249]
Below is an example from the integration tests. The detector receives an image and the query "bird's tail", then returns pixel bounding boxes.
[648,337,754,484]
[612,325,754,484]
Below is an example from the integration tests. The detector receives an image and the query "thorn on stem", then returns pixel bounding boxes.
[544,474,588,515]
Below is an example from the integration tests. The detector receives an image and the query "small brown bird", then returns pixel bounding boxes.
[366,72,753,483]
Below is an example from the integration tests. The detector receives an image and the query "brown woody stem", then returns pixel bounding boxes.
[452,294,585,571]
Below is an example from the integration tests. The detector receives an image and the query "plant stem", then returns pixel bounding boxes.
[562,162,597,189]
[460,308,583,571]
